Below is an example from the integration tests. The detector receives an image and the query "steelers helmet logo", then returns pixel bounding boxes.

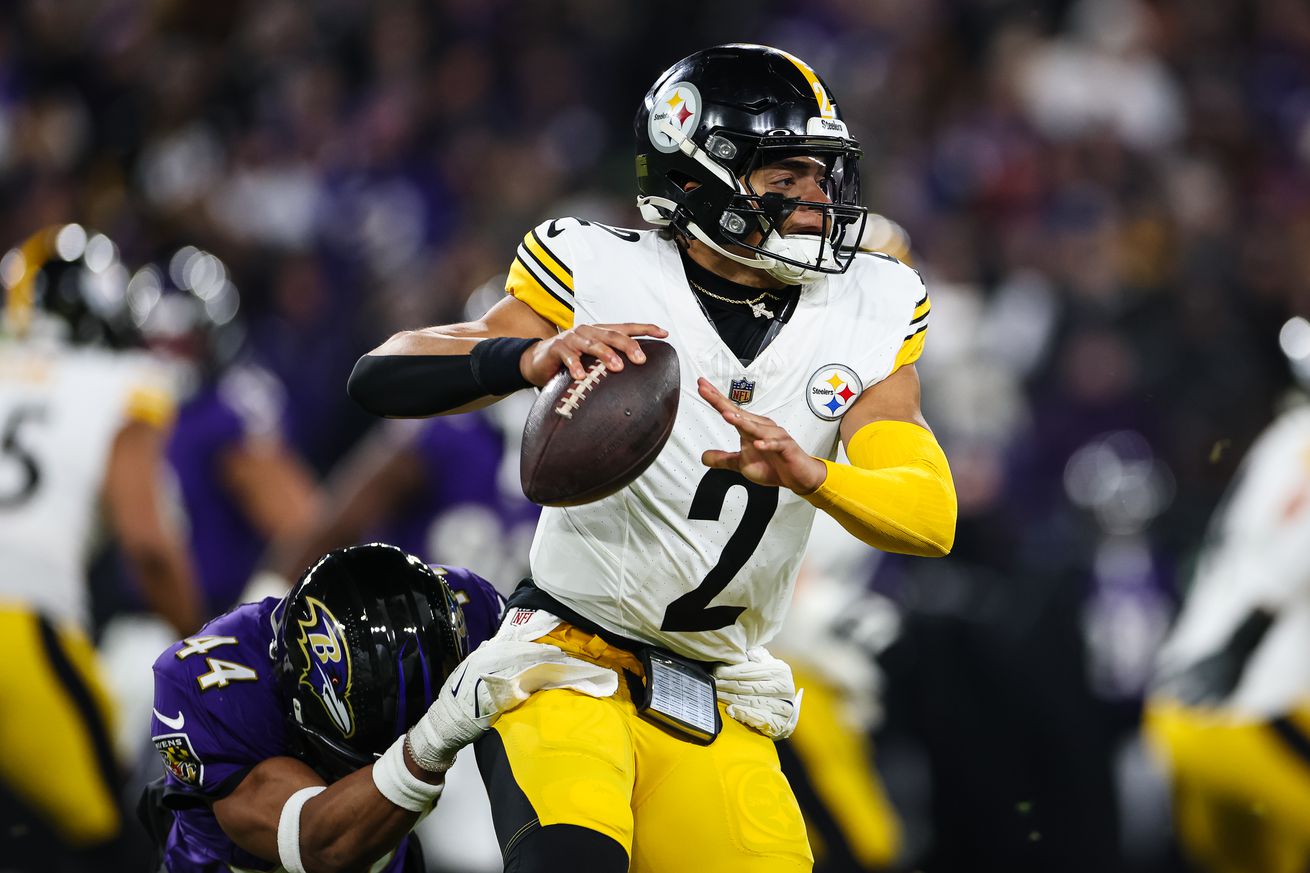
[648,82,702,154]
[806,364,862,420]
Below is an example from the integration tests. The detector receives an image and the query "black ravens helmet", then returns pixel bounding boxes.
[273,543,469,781]
[0,223,135,346]
[635,44,867,284]
[126,246,245,380]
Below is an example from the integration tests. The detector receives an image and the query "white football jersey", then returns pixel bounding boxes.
[506,218,930,662]
[1153,402,1310,716]
[0,339,174,629]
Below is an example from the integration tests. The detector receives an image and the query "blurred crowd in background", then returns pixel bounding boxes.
[3,0,1310,871]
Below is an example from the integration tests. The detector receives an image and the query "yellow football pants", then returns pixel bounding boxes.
[484,622,813,872]
[781,664,900,871]
[0,606,121,846]
[1145,698,1310,873]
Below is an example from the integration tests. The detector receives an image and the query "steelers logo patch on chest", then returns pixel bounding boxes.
[806,364,863,420]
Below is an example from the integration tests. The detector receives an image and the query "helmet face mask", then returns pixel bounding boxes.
[635,44,868,284]
[720,145,865,280]
[273,544,468,782]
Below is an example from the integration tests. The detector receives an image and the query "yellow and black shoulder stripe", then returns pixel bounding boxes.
[892,289,930,372]
[125,382,176,429]
[506,224,575,330]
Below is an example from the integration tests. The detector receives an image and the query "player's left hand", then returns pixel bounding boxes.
[715,647,804,740]
[698,377,827,494]
[406,637,618,773]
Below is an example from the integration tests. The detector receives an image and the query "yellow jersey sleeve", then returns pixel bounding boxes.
[891,288,930,373]
[506,221,575,330]
[124,383,176,428]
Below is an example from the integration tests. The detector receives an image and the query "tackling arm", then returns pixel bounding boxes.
[801,365,957,557]
[212,753,440,873]
[215,631,622,872]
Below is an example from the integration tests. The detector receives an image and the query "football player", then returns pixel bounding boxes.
[142,542,617,873]
[128,246,321,616]
[348,44,956,871]
[772,511,905,872]
[1146,364,1310,873]
[0,224,200,868]
[256,403,539,873]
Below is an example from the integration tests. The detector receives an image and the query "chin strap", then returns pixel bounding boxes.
[761,234,846,284]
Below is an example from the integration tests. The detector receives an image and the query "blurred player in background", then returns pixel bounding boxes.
[349,44,955,872]
[265,281,537,594]
[772,510,905,873]
[1147,322,1310,873]
[97,245,322,796]
[762,216,913,873]
[0,223,200,870]
[142,542,614,873]
[129,246,320,617]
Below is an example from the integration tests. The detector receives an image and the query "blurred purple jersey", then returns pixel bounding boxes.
[148,566,504,872]
[375,412,539,586]
[166,365,291,615]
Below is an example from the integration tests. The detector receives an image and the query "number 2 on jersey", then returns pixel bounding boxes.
[660,469,779,632]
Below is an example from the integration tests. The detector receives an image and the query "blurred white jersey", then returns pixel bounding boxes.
[1154,402,1310,716]
[506,218,930,662]
[0,340,173,629]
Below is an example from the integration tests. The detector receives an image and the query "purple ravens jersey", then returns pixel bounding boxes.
[149,566,504,872]
[166,365,290,615]
[376,412,540,586]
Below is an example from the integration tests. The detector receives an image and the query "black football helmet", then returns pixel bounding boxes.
[273,543,469,781]
[125,246,245,382]
[635,44,867,284]
[0,223,136,346]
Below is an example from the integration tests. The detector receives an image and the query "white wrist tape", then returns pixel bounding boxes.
[277,785,326,873]
[372,735,444,812]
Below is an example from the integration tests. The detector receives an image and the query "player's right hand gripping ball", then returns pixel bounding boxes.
[521,338,679,506]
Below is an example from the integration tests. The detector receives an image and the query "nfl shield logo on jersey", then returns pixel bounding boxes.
[806,364,863,420]
[729,377,756,405]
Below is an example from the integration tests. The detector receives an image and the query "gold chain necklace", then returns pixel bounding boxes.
[687,278,779,319]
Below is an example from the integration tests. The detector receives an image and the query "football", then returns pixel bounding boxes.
[521,339,680,507]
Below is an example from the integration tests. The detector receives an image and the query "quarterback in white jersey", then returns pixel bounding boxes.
[0,224,199,865]
[350,44,956,873]
[1146,395,1310,873]
[521,216,929,661]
